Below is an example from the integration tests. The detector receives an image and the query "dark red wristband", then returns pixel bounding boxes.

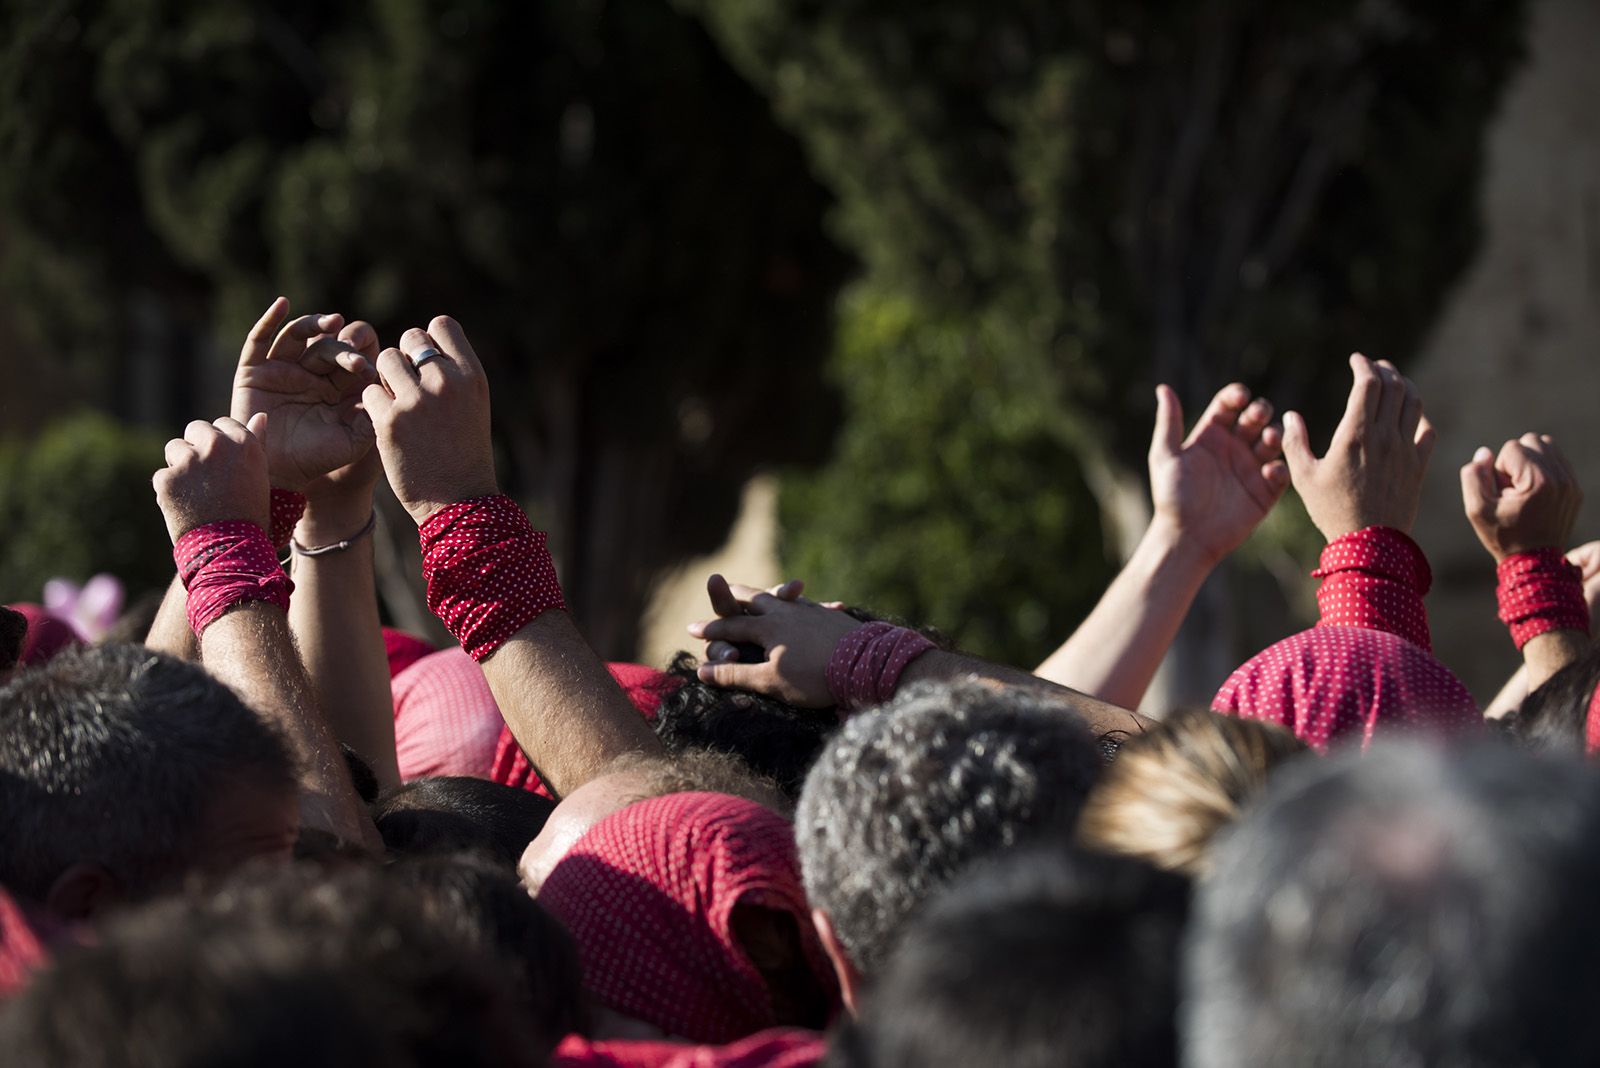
[1496,549,1588,651]
[419,495,566,662]
[175,521,293,637]
[269,489,307,551]
[1312,526,1433,650]
[825,621,935,715]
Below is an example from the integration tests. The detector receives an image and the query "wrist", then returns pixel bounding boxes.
[1142,516,1223,576]
[298,491,377,544]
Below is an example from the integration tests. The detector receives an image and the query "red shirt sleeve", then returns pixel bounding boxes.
[1312,526,1432,651]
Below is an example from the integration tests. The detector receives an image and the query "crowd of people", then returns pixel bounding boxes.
[2,296,1598,1066]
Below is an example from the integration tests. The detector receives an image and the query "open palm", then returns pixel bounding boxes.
[230,298,379,491]
[1148,383,1289,564]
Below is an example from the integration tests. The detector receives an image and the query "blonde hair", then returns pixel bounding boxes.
[1078,708,1308,877]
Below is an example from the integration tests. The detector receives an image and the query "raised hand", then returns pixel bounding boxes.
[153,413,272,542]
[362,316,499,526]
[688,574,863,707]
[231,298,379,491]
[1461,434,1582,563]
[1148,383,1289,565]
[1281,353,1436,541]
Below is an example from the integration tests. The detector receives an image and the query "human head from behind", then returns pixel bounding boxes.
[1186,740,1600,1068]
[1078,707,1308,877]
[0,863,548,1068]
[833,847,1188,1068]
[372,775,557,868]
[1506,645,1600,755]
[796,679,1104,1011]
[0,643,299,922]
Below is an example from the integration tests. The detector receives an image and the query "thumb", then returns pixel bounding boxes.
[1280,411,1317,482]
[246,411,269,439]
[1460,446,1497,518]
[1150,385,1183,460]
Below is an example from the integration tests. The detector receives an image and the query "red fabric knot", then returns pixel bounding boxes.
[537,792,839,1045]
[1312,526,1433,651]
[1495,549,1589,651]
[492,664,679,795]
[824,622,935,713]
[268,488,306,551]
[419,495,566,662]
[1212,625,1481,755]
[174,521,293,638]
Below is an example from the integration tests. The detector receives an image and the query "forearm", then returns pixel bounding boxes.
[1034,520,1211,708]
[146,574,198,659]
[288,496,400,790]
[201,602,379,850]
[480,610,662,798]
[1483,664,1529,721]
[906,649,1152,738]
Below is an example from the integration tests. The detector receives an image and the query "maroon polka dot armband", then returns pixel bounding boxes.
[174,520,294,638]
[1311,526,1433,651]
[419,495,567,662]
[268,488,306,551]
[825,621,936,715]
[1496,548,1588,651]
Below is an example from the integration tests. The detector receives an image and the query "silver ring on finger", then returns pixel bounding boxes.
[409,347,443,370]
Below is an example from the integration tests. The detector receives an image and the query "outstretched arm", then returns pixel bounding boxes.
[1462,434,1588,702]
[153,413,379,850]
[363,317,660,798]
[1034,383,1287,707]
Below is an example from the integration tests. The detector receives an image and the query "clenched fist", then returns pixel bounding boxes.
[1461,433,1582,563]
[362,316,499,526]
[153,414,273,542]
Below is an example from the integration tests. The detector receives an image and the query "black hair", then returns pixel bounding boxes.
[1187,740,1600,1068]
[796,679,1104,976]
[371,776,556,867]
[0,605,26,673]
[387,852,589,1042]
[0,863,548,1068]
[834,847,1187,1068]
[654,651,838,798]
[0,643,297,901]
[1503,644,1600,754]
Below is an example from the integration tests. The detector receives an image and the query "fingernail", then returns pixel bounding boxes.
[686,622,705,637]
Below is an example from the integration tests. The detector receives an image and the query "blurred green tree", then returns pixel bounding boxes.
[0,414,169,602]
[685,0,1527,676]
[0,0,852,655]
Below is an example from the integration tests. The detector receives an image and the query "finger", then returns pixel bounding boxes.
[333,349,379,387]
[361,382,394,424]
[1460,447,1497,518]
[1414,415,1437,466]
[696,659,772,692]
[1261,459,1290,493]
[400,327,452,384]
[1254,424,1283,464]
[267,313,342,364]
[211,416,251,445]
[1235,397,1274,444]
[705,641,742,663]
[773,579,805,601]
[1397,374,1424,441]
[706,574,744,619]
[1186,382,1253,446]
[339,320,381,360]
[1371,358,1405,428]
[427,315,486,377]
[1150,385,1183,460]
[821,601,848,611]
[239,297,291,367]
[1543,436,1578,486]
[245,412,269,438]
[299,336,361,376]
[1342,354,1381,428]
[183,419,220,448]
[1280,411,1317,481]
[375,347,422,402]
[163,438,193,467]
[687,616,768,644]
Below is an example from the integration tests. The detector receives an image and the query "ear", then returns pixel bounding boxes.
[812,907,866,1016]
[44,862,122,923]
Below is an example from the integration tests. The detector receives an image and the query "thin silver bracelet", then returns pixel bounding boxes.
[289,511,377,557]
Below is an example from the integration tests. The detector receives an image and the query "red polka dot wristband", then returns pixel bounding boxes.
[825,621,936,714]
[1496,549,1588,651]
[269,488,306,551]
[174,521,293,637]
[1312,526,1432,651]
[419,495,567,663]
